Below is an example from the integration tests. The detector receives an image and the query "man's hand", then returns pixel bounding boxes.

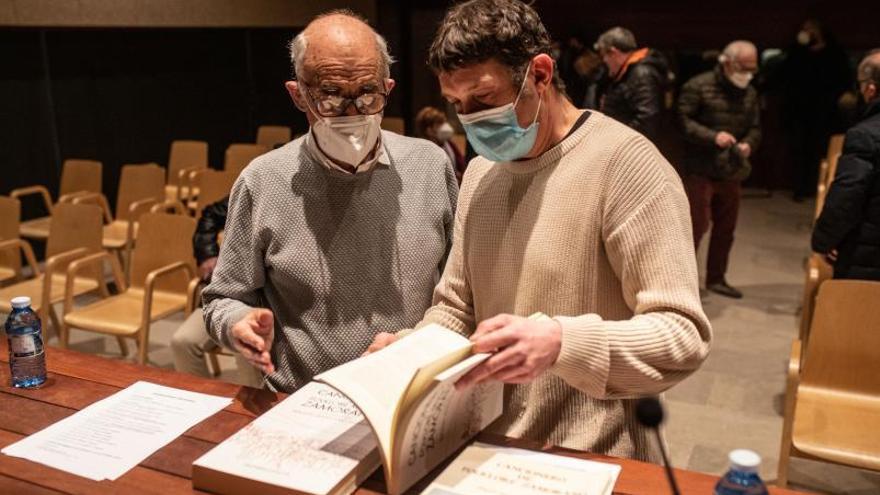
[715,131,737,149]
[364,332,399,355]
[736,142,752,158]
[199,257,218,282]
[456,314,562,389]
[230,309,275,374]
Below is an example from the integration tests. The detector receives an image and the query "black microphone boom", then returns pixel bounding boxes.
[636,397,681,495]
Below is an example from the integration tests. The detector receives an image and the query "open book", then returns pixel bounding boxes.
[315,323,504,495]
[192,381,381,495]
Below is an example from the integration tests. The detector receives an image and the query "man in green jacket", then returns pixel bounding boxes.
[678,40,761,299]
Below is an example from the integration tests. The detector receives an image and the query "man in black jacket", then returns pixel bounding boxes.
[595,27,668,142]
[812,51,880,280]
[678,41,761,298]
[170,196,262,385]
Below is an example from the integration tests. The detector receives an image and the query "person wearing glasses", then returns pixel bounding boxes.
[812,50,880,281]
[202,9,458,392]
[677,40,761,299]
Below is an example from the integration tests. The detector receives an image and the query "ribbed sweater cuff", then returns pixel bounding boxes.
[550,314,609,398]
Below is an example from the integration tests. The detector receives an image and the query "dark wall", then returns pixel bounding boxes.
[1,27,308,214]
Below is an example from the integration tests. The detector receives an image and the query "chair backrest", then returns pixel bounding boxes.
[802,280,880,396]
[45,203,104,282]
[826,134,845,164]
[381,117,405,135]
[224,144,268,177]
[0,196,21,273]
[129,213,196,293]
[115,163,166,221]
[256,126,292,148]
[168,140,208,186]
[59,159,102,197]
[194,170,235,217]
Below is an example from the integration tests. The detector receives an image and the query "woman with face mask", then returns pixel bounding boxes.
[415,106,467,184]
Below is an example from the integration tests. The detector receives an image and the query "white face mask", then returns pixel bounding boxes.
[311,113,382,168]
[436,122,454,142]
[728,71,753,89]
[797,30,811,46]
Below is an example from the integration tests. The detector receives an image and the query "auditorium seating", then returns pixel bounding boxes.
[778,280,880,487]
[164,140,209,202]
[187,169,236,217]
[12,159,103,241]
[256,125,292,148]
[223,143,269,178]
[381,116,406,134]
[0,196,23,284]
[0,203,106,339]
[60,212,199,364]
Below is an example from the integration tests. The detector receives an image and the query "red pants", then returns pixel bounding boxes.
[683,175,741,285]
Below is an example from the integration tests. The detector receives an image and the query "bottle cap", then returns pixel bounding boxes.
[10,296,32,309]
[729,449,761,473]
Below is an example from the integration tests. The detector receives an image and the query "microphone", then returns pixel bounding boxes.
[636,396,681,495]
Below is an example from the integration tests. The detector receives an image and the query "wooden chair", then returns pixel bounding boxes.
[0,196,23,284]
[381,116,405,135]
[451,134,468,156]
[797,253,833,346]
[61,213,199,364]
[826,133,845,164]
[256,125,292,148]
[778,280,880,487]
[164,140,208,201]
[12,159,102,240]
[186,169,235,217]
[223,143,269,178]
[0,203,105,337]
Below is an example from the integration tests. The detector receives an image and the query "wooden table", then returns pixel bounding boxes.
[0,342,808,495]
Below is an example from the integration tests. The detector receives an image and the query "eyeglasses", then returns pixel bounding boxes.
[300,82,388,117]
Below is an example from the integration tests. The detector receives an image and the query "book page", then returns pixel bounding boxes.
[193,382,379,495]
[390,354,504,495]
[315,325,471,472]
[421,442,621,495]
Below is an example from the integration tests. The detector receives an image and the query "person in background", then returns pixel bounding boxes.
[368,0,711,463]
[781,19,852,201]
[595,26,669,142]
[415,106,466,183]
[677,41,762,299]
[812,50,880,280]
[171,197,263,386]
[202,10,457,392]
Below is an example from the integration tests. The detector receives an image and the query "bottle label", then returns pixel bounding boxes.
[10,334,41,357]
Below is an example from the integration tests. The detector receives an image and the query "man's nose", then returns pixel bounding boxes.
[343,101,361,117]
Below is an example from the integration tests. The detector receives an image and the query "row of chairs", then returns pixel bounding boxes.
[777,134,880,485]
[0,201,198,364]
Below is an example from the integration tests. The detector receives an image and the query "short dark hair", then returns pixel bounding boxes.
[428,0,564,92]
[595,27,637,53]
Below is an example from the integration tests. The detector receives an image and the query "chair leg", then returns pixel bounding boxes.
[116,337,129,358]
[47,306,62,343]
[59,320,70,349]
[208,351,222,378]
[137,324,150,365]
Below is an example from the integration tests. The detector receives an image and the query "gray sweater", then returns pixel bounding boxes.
[203,131,458,391]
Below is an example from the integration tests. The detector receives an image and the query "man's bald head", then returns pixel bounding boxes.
[722,40,758,65]
[289,10,393,81]
[858,49,880,103]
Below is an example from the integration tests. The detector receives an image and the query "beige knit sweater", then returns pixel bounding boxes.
[418,111,712,462]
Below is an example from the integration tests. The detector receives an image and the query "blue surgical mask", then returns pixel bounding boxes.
[457,65,542,162]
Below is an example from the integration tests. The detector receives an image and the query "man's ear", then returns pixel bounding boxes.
[285,81,308,112]
[532,53,554,95]
[385,78,396,95]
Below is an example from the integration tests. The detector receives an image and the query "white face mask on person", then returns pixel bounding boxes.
[728,71,753,89]
[310,114,382,167]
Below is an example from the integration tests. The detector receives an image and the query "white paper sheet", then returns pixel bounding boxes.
[2,380,232,481]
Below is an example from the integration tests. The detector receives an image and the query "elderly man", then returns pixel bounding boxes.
[812,51,880,280]
[595,26,669,142]
[369,0,711,463]
[677,41,761,299]
[202,10,458,392]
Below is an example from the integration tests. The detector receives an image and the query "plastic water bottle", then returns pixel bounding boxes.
[4,296,47,388]
[714,449,769,495]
